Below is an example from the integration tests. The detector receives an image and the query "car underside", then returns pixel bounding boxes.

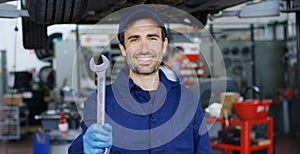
[0,0,252,49]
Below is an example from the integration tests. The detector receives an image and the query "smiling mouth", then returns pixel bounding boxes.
[135,56,154,66]
[137,57,153,61]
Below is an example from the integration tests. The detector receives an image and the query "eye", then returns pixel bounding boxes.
[129,38,138,43]
[149,37,158,41]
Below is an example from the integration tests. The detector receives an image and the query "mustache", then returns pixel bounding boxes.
[135,54,156,58]
[134,51,157,57]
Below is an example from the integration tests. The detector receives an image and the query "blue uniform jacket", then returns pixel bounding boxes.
[69,69,212,154]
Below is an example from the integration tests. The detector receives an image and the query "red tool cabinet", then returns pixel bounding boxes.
[206,117,273,154]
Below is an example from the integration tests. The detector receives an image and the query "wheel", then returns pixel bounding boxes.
[21,0,48,49]
[35,33,62,62]
[26,0,88,24]
[22,17,48,49]
[39,66,55,90]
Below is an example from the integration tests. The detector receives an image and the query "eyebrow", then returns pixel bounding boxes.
[127,33,160,40]
[147,34,160,38]
[127,35,139,40]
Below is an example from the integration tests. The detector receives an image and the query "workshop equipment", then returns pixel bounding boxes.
[234,99,272,120]
[89,55,109,125]
[274,87,293,134]
[220,92,240,118]
[35,101,81,131]
[233,86,272,120]
[58,112,68,135]
[33,132,50,154]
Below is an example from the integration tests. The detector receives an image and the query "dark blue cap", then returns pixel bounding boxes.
[117,5,167,42]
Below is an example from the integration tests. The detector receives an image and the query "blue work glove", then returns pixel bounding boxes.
[83,123,113,154]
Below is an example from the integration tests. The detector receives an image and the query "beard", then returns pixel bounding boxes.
[126,52,162,75]
[130,62,160,75]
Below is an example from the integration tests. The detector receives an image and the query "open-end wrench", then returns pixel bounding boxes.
[89,55,110,125]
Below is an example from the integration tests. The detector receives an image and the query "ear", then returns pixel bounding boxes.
[119,43,126,56]
[162,37,168,55]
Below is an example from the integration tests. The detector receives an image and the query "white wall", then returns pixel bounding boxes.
[0,17,78,75]
[0,1,50,74]
[0,17,48,73]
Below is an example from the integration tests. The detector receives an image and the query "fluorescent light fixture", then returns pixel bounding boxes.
[239,0,280,18]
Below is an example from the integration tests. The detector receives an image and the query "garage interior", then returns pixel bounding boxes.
[0,0,300,153]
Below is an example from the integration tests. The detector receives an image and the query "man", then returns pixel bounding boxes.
[69,5,212,154]
[160,46,184,81]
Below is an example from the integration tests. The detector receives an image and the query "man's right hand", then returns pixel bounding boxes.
[83,123,112,154]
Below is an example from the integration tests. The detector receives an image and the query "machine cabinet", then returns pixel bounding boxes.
[206,117,273,154]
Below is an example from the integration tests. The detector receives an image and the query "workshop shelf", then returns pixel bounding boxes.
[206,117,273,154]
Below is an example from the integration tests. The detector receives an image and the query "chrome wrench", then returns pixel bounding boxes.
[89,55,110,125]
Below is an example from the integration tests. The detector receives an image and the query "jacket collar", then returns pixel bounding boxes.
[112,69,180,98]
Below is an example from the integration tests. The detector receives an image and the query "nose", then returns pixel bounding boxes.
[139,40,149,53]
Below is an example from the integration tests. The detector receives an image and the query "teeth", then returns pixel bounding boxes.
[137,57,152,61]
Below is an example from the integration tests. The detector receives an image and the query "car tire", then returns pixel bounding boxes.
[39,66,55,90]
[22,17,48,49]
[35,33,63,62]
[26,0,88,24]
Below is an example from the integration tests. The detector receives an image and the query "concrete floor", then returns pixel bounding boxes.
[0,133,298,154]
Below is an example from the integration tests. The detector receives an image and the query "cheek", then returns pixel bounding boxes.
[124,42,164,58]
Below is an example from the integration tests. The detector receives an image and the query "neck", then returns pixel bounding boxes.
[165,59,174,68]
[129,70,160,91]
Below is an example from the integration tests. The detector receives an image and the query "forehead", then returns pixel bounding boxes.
[124,18,161,32]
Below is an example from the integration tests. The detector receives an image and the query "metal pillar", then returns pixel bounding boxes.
[250,24,256,98]
[296,10,300,154]
[1,50,7,97]
[283,21,289,85]
[209,24,215,77]
[75,25,81,93]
